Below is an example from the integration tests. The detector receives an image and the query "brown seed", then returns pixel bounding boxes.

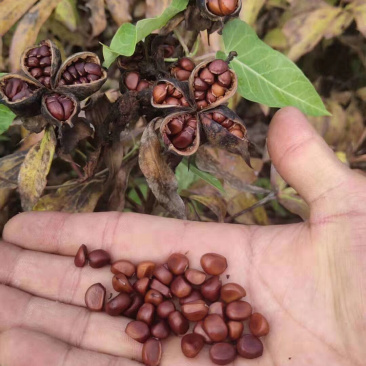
[212,112,226,123]
[165,97,180,106]
[152,84,167,104]
[88,249,111,268]
[193,321,212,344]
[123,293,144,318]
[179,57,195,71]
[170,275,192,298]
[181,300,209,322]
[179,290,204,305]
[85,283,106,311]
[5,78,22,99]
[43,66,51,76]
[208,59,228,75]
[249,313,270,337]
[200,253,227,275]
[30,68,43,78]
[157,300,176,319]
[68,65,78,79]
[136,303,155,325]
[167,253,189,275]
[39,56,51,67]
[105,293,131,316]
[151,320,170,339]
[167,84,175,95]
[46,100,64,121]
[124,71,140,90]
[142,338,162,366]
[221,283,246,303]
[153,264,173,285]
[237,334,263,359]
[172,129,195,149]
[203,314,228,342]
[125,321,150,343]
[196,100,208,109]
[226,301,252,321]
[145,289,163,306]
[28,48,39,57]
[111,260,136,277]
[167,118,184,135]
[208,302,225,318]
[219,0,239,16]
[218,70,232,87]
[27,57,39,67]
[230,129,244,139]
[150,279,172,298]
[134,277,150,296]
[74,244,87,267]
[39,45,51,57]
[181,333,205,358]
[59,97,74,120]
[227,321,243,340]
[43,76,51,88]
[112,273,134,293]
[176,69,191,81]
[168,311,189,335]
[184,268,207,286]
[75,61,86,76]
[172,88,183,98]
[79,76,88,84]
[207,0,223,16]
[194,77,209,91]
[194,90,206,101]
[84,62,102,76]
[221,119,234,129]
[136,80,150,91]
[62,71,73,83]
[206,89,217,104]
[180,97,190,107]
[137,261,156,279]
[201,276,222,302]
[200,67,215,85]
[210,343,237,365]
[211,83,226,97]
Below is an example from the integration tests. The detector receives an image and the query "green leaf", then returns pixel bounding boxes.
[54,0,79,32]
[220,19,330,116]
[0,73,7,77]
[182,158,225,193]
[102,0,189,68]
[0,105,16,135]
[175,161,200,193]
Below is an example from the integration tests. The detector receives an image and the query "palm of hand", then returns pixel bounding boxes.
[0,108,365,366]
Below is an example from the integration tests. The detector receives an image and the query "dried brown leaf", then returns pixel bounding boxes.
[189,194,227,222]
[86,0,107,37]
[105,0,132,25]
[349,0,366,38]
[0,150,27,189]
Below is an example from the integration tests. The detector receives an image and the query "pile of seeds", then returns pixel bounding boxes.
[76,246,269,365]
[3,79,34,102]
[165,114,198,150]
[152,82,190,107]
[171,57,196,81]
[58,60,102,86]
[45,94,75,121]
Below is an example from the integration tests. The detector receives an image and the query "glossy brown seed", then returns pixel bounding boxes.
[210,343,237,365]
[68,65,78,79]
[39,56,51,67]
[74,244,87,267]
[112,273,134,293]
[80,76,88,83]
[203,314,228,342]
[63,71,73,82]
[230,129,244,139]
[125,71,140,90]
[196,100,208,109]
[88,249,111,268]
[179,57,195,71]
[201,276,222,302]
[172,129,194,149]
[43,76,51,87]
[218,70,232,87]
[153,84,167,103]
[157,300,175,319]
[176,69,191,81]
[137,303,155,325]
[75,61,86,76]
[165,97,180,106]
[211,83,226,97]
[124,293,144,318]
[227,321,243,340]
[207,0,223,16]
[134,277,150,296]
[84,62,102,76]
[194,77,209,91]
[87,74,100,82]
[167,253,189,275]
[221,283,246,303]
[249,313,270,337]
[125,321,150,343]
[43,66,51,76]
[137,261,156,279]
[46,100,64,120]
[193,321,212,344]
[167,118,183,135]
[212,112,226,123]
[208,302,225,318]
[170,276,192,298]
[111,260,136,277]
[85,283,106,311]
[184,269,206,285]
[150,279,172,298]
[39,45,51,56]
[105,293,131,316]
[200,253,227,275]
[153,264,173,285]
[59,97,74,120]
[181,300,209,322]
[200,67,215,85]
[172,88,183,98]
[27,57,39,67]
[145,289,163,306]
[28,48,39,57]
[151,320,170,339]
[226,301,252,321]
[181,333,205,358]
[142,338,162,366]
[208,60,228,75]
[179,290,204,305]
[237,334,263,359]
[31,68,43,78]
[167,84,175,95]
[194,90,206,101]
[219,0,239,16]
[5,79,22,99]
[168,311,189,335]
[206,89,217,104]
[221,119,234,129]
[12,88,30,101]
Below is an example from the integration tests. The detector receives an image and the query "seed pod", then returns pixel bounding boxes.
[121,71,151,93]
[117,41,145,72]
[197,0,242,21]
[0,74,44,117]
[21,40,61,89]
[160,111,200,157]
[55,52,107,100]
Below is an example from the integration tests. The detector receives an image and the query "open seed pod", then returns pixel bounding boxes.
[160,111,200,156]
[21,39,61,89]
[189,57,237,111]
[0,74,44,117]
[41,92,79,128]
[197,0,242,21]
[120,71,152,94]
[199,105,251,166]
[117,41,145,72]
[55,52,107,100]
[152,79,193,110]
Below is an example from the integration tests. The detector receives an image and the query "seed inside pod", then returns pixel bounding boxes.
[25,44,52,87]
[171,57,196,81]
[3,78,34,102]
[59,59,102,86]
[152,81,187,106]
[45,94,75,121]
[164,114,198,150]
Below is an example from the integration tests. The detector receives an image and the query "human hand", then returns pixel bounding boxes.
[0,107,365,366]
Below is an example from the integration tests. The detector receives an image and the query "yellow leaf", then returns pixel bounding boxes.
[264,28,288,50]
[18,126,56,211]
[105,0,132,26]
[55,0,79,32]
[349,0,366,38]
[0,150,27,189]
[240,0,266,26]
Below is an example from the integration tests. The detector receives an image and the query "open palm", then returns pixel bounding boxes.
[0,108,365,366]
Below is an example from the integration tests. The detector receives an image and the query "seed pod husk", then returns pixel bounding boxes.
[199,105,251,166]
[196,0,242,21]
[117,41,145,72]
[160,111,200,157]
[21,39,61,89]
[0,74,44,117]
[55,52,107,100]
[41,92,79,128]
[189,57,237,111]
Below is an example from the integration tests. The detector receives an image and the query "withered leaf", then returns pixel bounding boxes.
[54,0,79,32]
[105,0,132,26]
[188,194,227,222]
[18,126,56,211]
[86,0,107,38]
[139,120,186,219]
[349,0,366,38]
[0,150,27,189]
[0,188,13,211]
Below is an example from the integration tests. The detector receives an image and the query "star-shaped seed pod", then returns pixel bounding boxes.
[197,0,242,21]
[0,40,107,132]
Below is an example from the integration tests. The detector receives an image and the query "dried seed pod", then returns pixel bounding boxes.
[197,0,242,21]
[0,74,44,117]
[55,52,107,100]
[21,40,61,89]
[117,41,144,72]
[160,111,200,157]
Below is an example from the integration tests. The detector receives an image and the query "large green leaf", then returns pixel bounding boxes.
[0,105,16,135]
[102,0,189,68]
[220,19,330,116]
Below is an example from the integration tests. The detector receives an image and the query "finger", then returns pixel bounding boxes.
[267,107,350,206]
[0,285,142,360]
[0,328,140,366]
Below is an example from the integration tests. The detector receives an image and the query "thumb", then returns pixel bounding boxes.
[267,107,349,207]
